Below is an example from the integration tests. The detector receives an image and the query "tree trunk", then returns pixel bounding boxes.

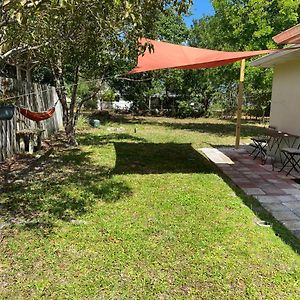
[203,96,210,116]
[53,60,78,146]
[148,97,151,112]
[26,68,31,83]
[53,64,103,146]
[16,65,22,80]
[65,122,77,146]
[262,106,266,125]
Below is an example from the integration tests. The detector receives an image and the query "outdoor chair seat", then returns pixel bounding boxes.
[281,148,300,155]
[279,147,300,176]
[251,136,268,143]
[250,136,269,162]
[250,141,267,148]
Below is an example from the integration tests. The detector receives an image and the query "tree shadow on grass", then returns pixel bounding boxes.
[113,142,213,174]
[0,148,131,236]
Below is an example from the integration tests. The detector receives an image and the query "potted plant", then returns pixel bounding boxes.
[0,96,15,121]
[0,79,16,120]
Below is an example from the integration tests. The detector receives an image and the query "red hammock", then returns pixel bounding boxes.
[19,106,56,122]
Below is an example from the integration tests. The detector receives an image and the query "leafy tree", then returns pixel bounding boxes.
[190,0,300,118]
[113,0,300,118]
[211,0,299,50]
[3,0,192,145]
[109,10,190,115]
[151,11,189,114]
[153,9,190,43]
[111,74,153,112]
[131,11,190,114]
[0,0,47,78]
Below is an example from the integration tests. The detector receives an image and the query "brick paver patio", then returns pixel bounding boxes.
[201,147,300,240]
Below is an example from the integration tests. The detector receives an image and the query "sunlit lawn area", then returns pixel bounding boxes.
[1,116,300,299]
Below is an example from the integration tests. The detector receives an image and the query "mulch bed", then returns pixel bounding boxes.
[0,131,70,189]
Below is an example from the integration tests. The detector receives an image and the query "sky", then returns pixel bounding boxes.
[184,0,215,27]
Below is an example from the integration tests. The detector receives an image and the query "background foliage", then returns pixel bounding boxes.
[1,0,300,123]
[113,0,300,118]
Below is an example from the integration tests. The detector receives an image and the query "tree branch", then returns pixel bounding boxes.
[52,57,69,121]
[115,76,152,82]
[0,44,45,60]
[74,81,104,124]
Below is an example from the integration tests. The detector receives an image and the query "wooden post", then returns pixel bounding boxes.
[148,97,151,112]
[235,59,246,149]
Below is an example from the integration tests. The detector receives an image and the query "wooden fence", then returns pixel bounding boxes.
[0,77,63,162]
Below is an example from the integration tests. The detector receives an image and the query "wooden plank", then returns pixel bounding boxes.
[235,59,246,149]
[200,148,235,165]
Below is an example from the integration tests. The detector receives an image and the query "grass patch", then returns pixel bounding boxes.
[0,116,300,299]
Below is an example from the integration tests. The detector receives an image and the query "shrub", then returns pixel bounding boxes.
[176,100,204,118]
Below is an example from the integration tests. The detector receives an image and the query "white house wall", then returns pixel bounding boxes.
[270,59,300,136]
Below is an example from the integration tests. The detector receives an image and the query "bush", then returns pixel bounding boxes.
[83,98,98,110]
[77,116,90,130]
[176,100,204,118]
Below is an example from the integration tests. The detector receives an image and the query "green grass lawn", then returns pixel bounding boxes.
[1,116,300,299]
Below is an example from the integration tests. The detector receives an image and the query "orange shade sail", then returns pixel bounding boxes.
[129,38,274,74]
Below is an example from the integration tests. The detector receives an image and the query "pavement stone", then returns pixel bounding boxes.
[270,210,300,221]
[213,147,300,240]
[277,174,295,180]
[255,195,281,204]
[267,179,282,184]
[276,195,297,202]
[241,172,254,176]
[276,183,294,189]
[239,167,251,171]
[282,202,300,210]
[262,187,284,195]
[282,220,300,231]
[243,188,265,196]
[231,178,251,184]
[293,209,300,218]
[292,230,300,239]
[282,188,300,195]
[262,203,290,212]
[238,183,258,188]
[293,194,300,200]
[224,172,243,177]
[246,175,261,179]
[257,183,275,188]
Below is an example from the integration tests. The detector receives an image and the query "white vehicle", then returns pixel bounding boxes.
[112,100,133,111]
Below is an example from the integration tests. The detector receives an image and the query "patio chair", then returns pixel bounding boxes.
[250,136,269,162]
[279,143,300,176]
[249,126,278,162]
